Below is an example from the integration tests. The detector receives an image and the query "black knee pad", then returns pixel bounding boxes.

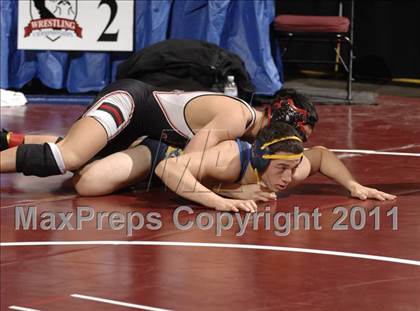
[16,143,64,177]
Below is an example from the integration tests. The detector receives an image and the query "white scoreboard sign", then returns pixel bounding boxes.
[18,0,134,51]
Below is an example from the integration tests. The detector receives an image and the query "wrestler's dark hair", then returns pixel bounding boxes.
[255,122,304,155]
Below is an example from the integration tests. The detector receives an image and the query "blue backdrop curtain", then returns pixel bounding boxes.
[0,0,283,95]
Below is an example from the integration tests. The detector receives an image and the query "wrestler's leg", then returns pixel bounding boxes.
[1,80,142,176]
[0,117,107,174]
[57,117,108,171]
[1,129,58,151]
[73,143,152,196]
[24,134,60,144]
[0,147,19,172]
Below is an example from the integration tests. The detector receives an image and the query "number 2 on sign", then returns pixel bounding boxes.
[97,0,119,42]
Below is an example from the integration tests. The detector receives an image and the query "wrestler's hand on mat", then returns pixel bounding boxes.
[349,183,397,201]
[214,198,258,213]
[221,184,277,202]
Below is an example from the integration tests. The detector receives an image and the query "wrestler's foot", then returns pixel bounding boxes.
[0,129,10,151]
[0,129,25,151]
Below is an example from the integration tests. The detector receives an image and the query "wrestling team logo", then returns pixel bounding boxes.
[24,0,82,41]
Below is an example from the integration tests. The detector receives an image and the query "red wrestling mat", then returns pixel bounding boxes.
[1,97,420,310]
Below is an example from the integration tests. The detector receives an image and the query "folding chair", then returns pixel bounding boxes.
[274,1,355,102]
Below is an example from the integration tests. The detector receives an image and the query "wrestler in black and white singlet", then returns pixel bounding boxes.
[82,79,256,157]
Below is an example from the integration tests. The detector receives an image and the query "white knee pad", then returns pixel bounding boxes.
[83,91,135,140]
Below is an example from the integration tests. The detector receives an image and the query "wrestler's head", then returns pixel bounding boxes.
[267,89,318,142]
[251,122,304,192]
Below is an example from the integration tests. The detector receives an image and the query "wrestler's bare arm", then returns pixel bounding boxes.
[155,141,257,212]
[290,146,396,201]
[183,104,251,154]
[212,183,277,202]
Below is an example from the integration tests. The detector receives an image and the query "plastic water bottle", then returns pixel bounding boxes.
[224,75,238,97]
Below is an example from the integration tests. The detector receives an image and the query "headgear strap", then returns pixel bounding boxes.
[260,136,303,160]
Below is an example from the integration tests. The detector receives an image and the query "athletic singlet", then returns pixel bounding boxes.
[152,90,256,140]
[235,139,252,182]
[141,138,251,183]
[83,80,257,157]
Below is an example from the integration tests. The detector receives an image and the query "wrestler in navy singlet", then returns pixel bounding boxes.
[141,138,252,183]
